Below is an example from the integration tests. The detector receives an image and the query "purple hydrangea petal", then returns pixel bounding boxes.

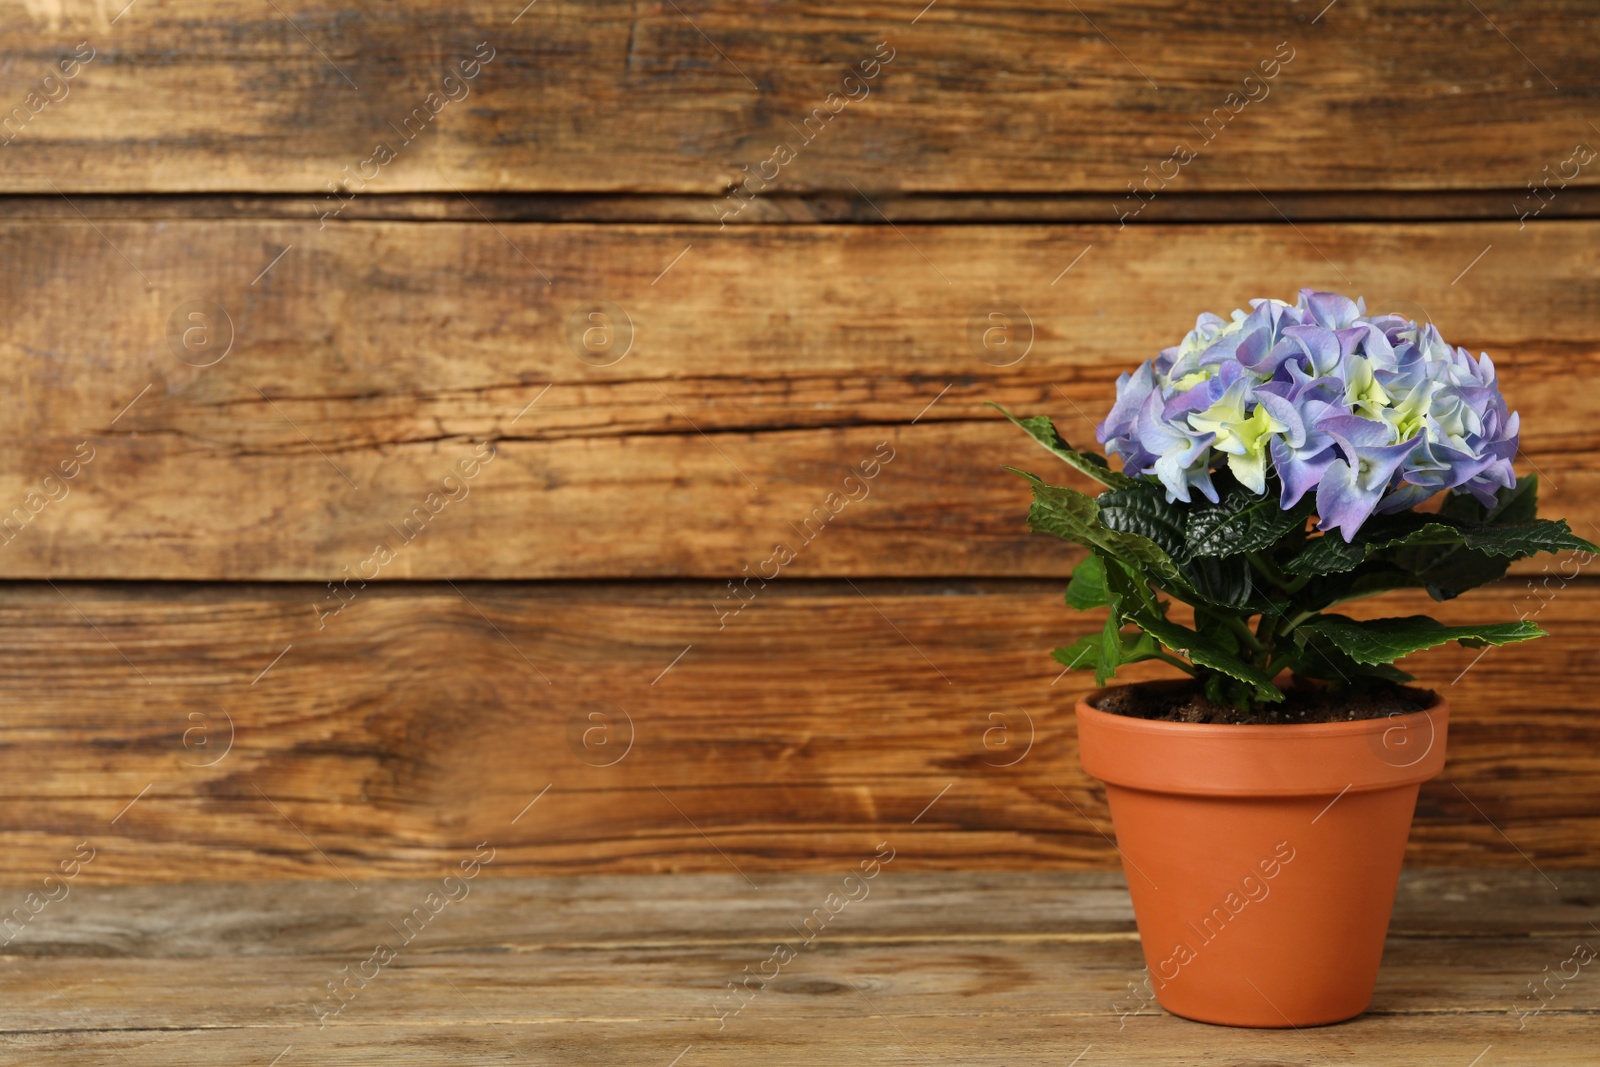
[1271,438,1337,509]
[1300,290,1363,329]
[1097,361,1156,445]
[1315,458,1373,542]
[1096,291,1519,539]
[1282,325,1345,378]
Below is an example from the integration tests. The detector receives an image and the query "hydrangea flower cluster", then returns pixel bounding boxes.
[1096,290,1520,541]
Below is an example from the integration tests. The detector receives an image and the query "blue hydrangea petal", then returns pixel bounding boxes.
[1315,459,1373,542]
[1283,325,1345,378]
[1097,362,1156,445]
[1301,290,1363,329]
[1271,438,1337,509]
[1100,291,1519,538]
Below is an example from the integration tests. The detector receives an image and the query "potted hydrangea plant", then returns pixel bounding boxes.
[1000,290,1594,1028]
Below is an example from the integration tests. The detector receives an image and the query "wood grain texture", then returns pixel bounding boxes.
[9,869,1597,955]
[0,871,1595,1064]
[0,0,1596,942]
[8,1018,1597,1067]
[0,1,1596,196]
[2,218,1596,579]
[0,579,1593,883]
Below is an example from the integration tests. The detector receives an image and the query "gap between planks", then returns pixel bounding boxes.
[0,191,1597,225]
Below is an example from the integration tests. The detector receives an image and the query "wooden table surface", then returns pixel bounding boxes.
[2,868,1594,1065]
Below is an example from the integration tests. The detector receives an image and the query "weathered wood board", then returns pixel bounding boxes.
[0,579,1591,883]
[0,1,1595,196]
[0,219,1594,579]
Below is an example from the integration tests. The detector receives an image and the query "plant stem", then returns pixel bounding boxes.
[1226,614,1265,654]
[1254,612,1277,667]
[1275,608,1318,640]
[1152,651,1197,675]
[1246,550,1291,590]
[1262,649,1290,679]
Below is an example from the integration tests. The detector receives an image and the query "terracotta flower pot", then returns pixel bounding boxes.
[1076,688,1449,1028]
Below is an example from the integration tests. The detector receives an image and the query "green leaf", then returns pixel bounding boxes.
[1439,473,1538,525]
[1366,520,1467,551]
[1180,553,1278,612]
[1359,479,1595,601]
[1192,605,1241,656]
[1094,480,1285,609]
[1100,553,1167,622]
[1389,544,1512,602]
[1097,482,1186,559]
[1287,504,1596,586]
[1284,535,1367,577]
[1184,481,1311,560]
[1296,614,1546,666]
[1295,564,1424,613]
[1052,635,1103,673]
[1147,468,1314,613]
[990,403,1134,489]
[1096,615,1123,686]
[1292,629,1415,686]
[1357,516,1595,559]
[1065,554,1109,610]
[1051,627,1163,687]
[1132,614,1284,701]
[1014,472,1181,583]
[1009,470,1099,552]
[1120,630,1164,666]
[1458,520,1598,559]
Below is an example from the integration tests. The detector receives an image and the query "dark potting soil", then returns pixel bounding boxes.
[1092,680,1436,726]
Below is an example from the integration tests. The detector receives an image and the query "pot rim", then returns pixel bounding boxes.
[1076,686,1449,796]
[1079,682,1442,738]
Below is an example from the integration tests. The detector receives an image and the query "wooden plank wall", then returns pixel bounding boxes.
[0,0,1596,882]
